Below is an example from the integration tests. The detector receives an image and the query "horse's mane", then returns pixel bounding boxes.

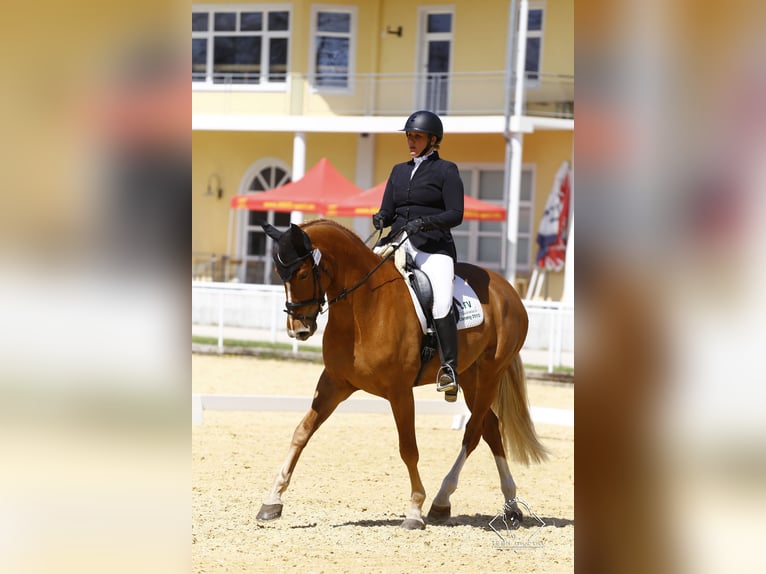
[301,219,377,258]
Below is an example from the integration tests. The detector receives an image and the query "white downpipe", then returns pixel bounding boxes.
[291,132,306,225]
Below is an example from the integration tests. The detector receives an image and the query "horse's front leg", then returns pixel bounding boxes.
[389,392,427,530]
[257,369,355,520]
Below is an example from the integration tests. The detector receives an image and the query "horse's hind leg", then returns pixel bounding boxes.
[481,409,523,527]
[257,369,355,520]
[428,366,492,522]
[428,374,523,526]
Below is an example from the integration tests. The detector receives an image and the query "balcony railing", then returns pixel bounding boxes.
[193,71,574,120]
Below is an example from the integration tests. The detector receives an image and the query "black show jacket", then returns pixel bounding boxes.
[377,151,464,261]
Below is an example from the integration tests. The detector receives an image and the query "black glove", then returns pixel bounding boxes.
[404,218,425,237]
[372,212,387,230]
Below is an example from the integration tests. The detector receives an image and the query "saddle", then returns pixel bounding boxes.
[374,238,484,336]
[374,237,484,384]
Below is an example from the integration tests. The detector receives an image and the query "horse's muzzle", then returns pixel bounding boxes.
[287,320,316,341]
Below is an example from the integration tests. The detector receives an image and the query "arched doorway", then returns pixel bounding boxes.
[236,159,291,284]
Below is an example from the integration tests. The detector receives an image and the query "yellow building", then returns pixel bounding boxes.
[192,0,573,299]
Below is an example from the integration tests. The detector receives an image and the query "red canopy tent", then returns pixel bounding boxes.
[229,157,363,214]
[326,180,508,221]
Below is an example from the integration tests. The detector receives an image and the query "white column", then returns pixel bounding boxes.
[504,0,529,286]
[291,132,306,224]
[505,132,523,285]
[354,133,376,237]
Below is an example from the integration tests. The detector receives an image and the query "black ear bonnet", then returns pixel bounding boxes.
[261,222,314,281]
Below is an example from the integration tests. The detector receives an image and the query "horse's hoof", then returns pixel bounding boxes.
[256,503,283,520]
[427,503,451,523]
[400,518,426,530]
[505,508,522,530]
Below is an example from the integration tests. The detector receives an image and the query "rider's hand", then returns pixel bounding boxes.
[372,212,387,230]
[404,218,425,237]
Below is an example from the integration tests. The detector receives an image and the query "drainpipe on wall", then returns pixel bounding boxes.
[502,0,528,287]
[291,131,306,224]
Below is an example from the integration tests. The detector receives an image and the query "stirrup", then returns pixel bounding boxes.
[436,365,458,395]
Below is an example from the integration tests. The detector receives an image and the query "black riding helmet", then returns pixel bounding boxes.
[400,110,443,145]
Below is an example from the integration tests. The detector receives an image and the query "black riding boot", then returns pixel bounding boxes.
[434,315,459,402]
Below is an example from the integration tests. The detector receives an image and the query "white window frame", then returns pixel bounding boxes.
[524,3,545,88]
[308,4,357,94]
[414,5,455,113]
[453,163,535,274]
[192,3,291,93]
[452,164,506,273]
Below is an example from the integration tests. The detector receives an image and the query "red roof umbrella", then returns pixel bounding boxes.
[229,158,363,214]
[325,181,388,218]
[326,180,508,221]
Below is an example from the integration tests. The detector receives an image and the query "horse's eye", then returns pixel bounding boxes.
[297,271,309,281]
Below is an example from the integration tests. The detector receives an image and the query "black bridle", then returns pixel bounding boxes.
[285,253,330,322]
[280,229,404,322]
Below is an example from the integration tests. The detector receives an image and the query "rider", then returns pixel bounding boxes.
[372,110,465,402]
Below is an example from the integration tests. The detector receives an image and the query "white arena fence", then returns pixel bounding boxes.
[192,281,573,372]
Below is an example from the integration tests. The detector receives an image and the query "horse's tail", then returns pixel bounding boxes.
[491,354,549,465]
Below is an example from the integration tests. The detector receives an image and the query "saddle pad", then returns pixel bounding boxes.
[404,272,484,334]
[375,242,484,334]
[453,276,484,329]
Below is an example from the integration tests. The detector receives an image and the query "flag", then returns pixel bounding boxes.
[535,161,572,272]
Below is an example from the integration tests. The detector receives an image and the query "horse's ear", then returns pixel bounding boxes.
[287,223,312,256]
[261,221,283,241]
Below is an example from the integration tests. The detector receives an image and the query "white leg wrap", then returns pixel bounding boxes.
[494,455,517,502]
[432,446,467,507]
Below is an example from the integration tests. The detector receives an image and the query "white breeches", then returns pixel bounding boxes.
[404,239,455,319]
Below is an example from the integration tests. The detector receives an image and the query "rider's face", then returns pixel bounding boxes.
[406,132,434,157]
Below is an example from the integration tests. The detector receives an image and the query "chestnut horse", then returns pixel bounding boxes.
[258,219,547,529]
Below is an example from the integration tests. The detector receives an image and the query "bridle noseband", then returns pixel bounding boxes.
[282,253,329,323]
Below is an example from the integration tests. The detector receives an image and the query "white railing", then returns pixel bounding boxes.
[521,299,574,373]
[192,281,573,372]
[193,71,574,120]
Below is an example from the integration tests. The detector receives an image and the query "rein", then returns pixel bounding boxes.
[326,236,402,306]
[284,230,404,320]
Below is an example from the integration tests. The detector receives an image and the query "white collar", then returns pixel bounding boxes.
[413,151,434,166]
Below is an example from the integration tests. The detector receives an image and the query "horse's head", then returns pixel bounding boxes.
[261,222,325,340]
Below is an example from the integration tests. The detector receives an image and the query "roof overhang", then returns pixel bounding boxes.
[192,114,573,134]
